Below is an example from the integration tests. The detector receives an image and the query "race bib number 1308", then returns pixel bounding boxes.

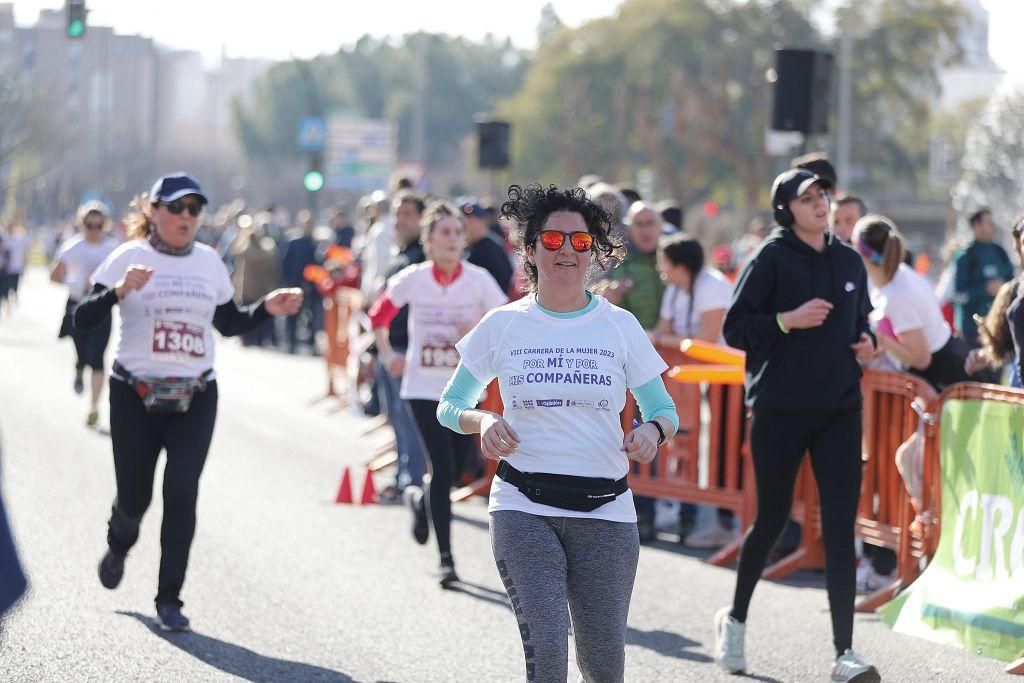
[152,319,206,361]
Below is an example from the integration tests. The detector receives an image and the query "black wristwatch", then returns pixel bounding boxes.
[645,419,666,445]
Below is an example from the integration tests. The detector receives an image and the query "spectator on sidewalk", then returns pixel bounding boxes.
[375,192,429,499]
[601,200,667,543]
[830,195,867,245]
[232,217,282,348]
[282,210,323,354]
[952,208,1014,349]
[461,198,513,294]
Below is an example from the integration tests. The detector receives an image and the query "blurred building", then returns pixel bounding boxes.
[937,0,1003,112]
[0,4,269,218]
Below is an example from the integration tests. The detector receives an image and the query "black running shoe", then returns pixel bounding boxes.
[155,603,191,632]
[405,487,429,545]
[73,375,84,395]
[439,553,459,589]
[98,549,125,590]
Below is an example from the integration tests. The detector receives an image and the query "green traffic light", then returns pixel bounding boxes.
[303,171,324,192]
[67,19,84,38]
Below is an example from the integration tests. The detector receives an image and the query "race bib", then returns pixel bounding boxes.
[152,319,207,362]
[420,341,459,369]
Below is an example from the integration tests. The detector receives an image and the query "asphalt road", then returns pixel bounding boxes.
[0,268,1007,681]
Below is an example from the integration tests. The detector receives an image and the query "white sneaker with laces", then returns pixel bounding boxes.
[855,562,876,594]
[856,562,895,594]
[685,522,737,549]
[713,606,746,674]
[832,649,880,682]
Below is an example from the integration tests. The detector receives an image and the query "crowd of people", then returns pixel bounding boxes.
[2,148,1021,681]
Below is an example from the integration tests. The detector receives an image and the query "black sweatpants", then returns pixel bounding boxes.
[106,377,218,607]
[730,409,862,656]
[408,399,474,559]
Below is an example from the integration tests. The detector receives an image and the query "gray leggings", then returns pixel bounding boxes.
[490,510,640,683]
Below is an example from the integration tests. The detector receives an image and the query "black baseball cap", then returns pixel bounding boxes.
[771,168,832,208]
[149,172,208,204]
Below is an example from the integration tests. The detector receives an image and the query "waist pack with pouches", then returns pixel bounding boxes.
[114,361,211,414]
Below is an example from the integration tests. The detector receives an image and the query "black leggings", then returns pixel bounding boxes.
[64,298,111,370]
[730,409,862,656]
[106,377,218,607]
[408,399,474,558]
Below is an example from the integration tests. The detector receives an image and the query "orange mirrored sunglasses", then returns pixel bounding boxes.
[536,230,593,252]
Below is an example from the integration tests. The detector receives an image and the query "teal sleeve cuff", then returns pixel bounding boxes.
[631,375,679,432]
[436,363,489,434]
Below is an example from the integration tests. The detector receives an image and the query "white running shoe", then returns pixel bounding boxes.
[832,649,880,682]
[855,562,875,594]
[856,562,895,594]
[713,606,746,674]
[685,522,737,549]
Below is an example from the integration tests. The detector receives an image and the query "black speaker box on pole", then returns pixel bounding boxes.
[477,119,511,170]
[771,49,834,135]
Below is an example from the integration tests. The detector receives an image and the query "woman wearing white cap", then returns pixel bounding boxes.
[50,200,119,426]
[73,173,303,631]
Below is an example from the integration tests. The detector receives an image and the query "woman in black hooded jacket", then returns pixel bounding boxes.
[712,168,881,683]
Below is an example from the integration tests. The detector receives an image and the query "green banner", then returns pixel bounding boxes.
[883,398,1024,661]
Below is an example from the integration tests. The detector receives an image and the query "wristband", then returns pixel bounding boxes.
[776,312,790,334]
[645,419,667,446]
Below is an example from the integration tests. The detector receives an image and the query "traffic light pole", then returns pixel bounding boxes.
[294,59,325,217]
[306,151,322,215]
[66,0,86,39]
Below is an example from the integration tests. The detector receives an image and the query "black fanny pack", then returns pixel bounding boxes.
[496,460,628,512]
[113,361,212,414]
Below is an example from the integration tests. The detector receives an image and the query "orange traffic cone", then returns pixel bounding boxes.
[335,466,353,504]
[359,468,378,505]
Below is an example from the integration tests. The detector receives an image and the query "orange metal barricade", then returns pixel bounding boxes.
[627,348,755,565]
[436,341,963,609]
[322,286,361,399]
[853,371,938,610]
[450,380,502,503]
[757,371,943,591]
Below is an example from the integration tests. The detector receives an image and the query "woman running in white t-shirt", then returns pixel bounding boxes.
[50,201,120,426]
[437,184,678,681]
[853,214,969,391]
[73,173,302,632]
[369,200,507,587]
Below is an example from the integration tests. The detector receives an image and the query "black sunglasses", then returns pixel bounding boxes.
[162,199,204,217]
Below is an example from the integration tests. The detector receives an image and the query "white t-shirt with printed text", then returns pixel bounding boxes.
[386,261,508,401]
[456,294,668,522]
[659,267,732,343]
[90,239,234,378]
[6,233,28,273]
[870,263,951,365]
[56,234,120,300]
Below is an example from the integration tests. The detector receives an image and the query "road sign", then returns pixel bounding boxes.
[324,116,397,191]
[297,117,326,152]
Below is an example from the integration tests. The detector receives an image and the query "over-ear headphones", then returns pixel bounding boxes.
[773,198,794,228]
[771,180,795,228]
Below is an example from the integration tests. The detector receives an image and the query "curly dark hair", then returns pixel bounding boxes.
[500,184,624,292]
